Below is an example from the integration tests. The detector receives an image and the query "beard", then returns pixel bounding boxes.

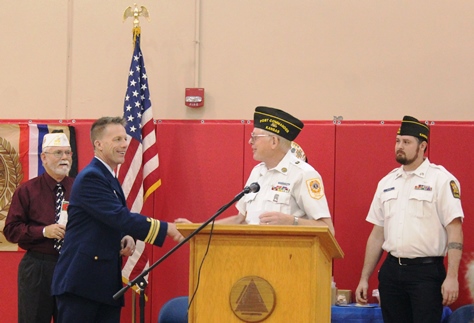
[54,167,71,177]
[396,146,420,166]
[45,160,71,177]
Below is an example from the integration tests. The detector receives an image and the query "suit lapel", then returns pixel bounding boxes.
[92,158,127,206]
[112,176,126,205]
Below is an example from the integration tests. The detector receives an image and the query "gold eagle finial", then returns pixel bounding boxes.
[123,3,150,28]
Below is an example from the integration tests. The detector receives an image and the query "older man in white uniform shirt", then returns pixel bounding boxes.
[178,106,335,235]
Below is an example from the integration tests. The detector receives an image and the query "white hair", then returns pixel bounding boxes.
[260,129,291,152]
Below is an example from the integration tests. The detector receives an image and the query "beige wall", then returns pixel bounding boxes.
[2,1,474,121]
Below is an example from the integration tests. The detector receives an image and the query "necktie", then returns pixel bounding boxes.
[54,184,64,252]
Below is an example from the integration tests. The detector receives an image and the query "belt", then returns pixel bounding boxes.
[388,253,443,266]
[26,250,59,262]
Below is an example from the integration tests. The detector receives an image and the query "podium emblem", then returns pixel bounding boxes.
[229,276,276,322]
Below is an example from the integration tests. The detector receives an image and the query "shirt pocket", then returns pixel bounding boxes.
[381,190,398,218]
[264,190,291,213]
[408,190,434,218]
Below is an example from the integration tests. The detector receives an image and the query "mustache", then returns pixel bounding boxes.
[58,161,71,166]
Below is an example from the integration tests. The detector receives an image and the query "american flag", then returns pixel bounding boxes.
[118,30,161,291]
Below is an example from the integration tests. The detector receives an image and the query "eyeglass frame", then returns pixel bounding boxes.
[249,133,274,142]
[43,150,73,158]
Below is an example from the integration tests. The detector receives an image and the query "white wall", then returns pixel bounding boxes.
[2,1,474,121]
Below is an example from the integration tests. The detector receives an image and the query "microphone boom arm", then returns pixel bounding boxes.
[113,183,259,301]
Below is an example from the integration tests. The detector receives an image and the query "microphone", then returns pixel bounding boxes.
[244,182,260,194]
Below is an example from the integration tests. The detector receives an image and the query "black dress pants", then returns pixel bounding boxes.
[18,251,58,323]
[378,255,446,323]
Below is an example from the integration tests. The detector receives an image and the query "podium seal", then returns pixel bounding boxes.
[229,276,276,322]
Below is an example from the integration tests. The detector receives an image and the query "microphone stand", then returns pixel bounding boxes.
[113,185,256,323]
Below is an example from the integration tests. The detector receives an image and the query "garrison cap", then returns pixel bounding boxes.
[397,115,429,142]
[42,133,70,150]
[254,106,304,141]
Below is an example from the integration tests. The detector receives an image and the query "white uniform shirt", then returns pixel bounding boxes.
[236,151,331,224]
[366,158,464,258]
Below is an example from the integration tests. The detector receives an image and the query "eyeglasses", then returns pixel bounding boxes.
[250,133,272,142]
[43,150,73,158]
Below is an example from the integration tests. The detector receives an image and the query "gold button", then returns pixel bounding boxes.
[94,256,98,260]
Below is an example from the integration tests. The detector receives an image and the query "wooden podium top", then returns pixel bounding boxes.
[177,223,344,259]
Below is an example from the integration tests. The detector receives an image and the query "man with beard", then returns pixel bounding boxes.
[354,116,464,323]
[4,132,74,323]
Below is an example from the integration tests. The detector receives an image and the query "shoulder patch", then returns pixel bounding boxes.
[306,178,324,200]
[450,180,460,199]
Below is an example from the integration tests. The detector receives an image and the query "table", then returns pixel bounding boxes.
[331,304,382,323]
[331,304,452,323]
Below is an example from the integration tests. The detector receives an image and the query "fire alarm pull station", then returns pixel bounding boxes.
[185,88,204,108]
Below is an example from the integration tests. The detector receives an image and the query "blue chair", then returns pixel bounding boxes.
[158,296,188,323]
[448,304,474,323]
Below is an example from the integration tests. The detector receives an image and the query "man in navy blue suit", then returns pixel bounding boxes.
[52,116,184,323]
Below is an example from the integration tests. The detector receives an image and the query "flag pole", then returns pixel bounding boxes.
[122,4,151,323]
[123,3,150,45]
[131,292,136,323]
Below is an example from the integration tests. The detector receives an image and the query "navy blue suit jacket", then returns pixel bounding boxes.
[52,158,167,306]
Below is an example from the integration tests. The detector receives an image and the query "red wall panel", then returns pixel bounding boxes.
[333,121,402,303]
[1,119,472,323]
[429,122,474,308]
[0,252,22,323]
[69,121,95,170]
[149,120,246,321]
[294,122,336,217]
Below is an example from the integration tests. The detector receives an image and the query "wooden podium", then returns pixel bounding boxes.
[177,224,344,322]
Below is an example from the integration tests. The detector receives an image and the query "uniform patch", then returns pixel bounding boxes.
[306,178,324,200]
[414,184,432,191]
[450,180,460,199]
[383,187,395,192]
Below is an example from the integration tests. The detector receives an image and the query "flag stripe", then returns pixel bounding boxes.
[19,125,30,181]
[118,138,139,195]
[34,125,50,176]
[28,124,40,177]
[119,29,161,290]
[130,242,150,280]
